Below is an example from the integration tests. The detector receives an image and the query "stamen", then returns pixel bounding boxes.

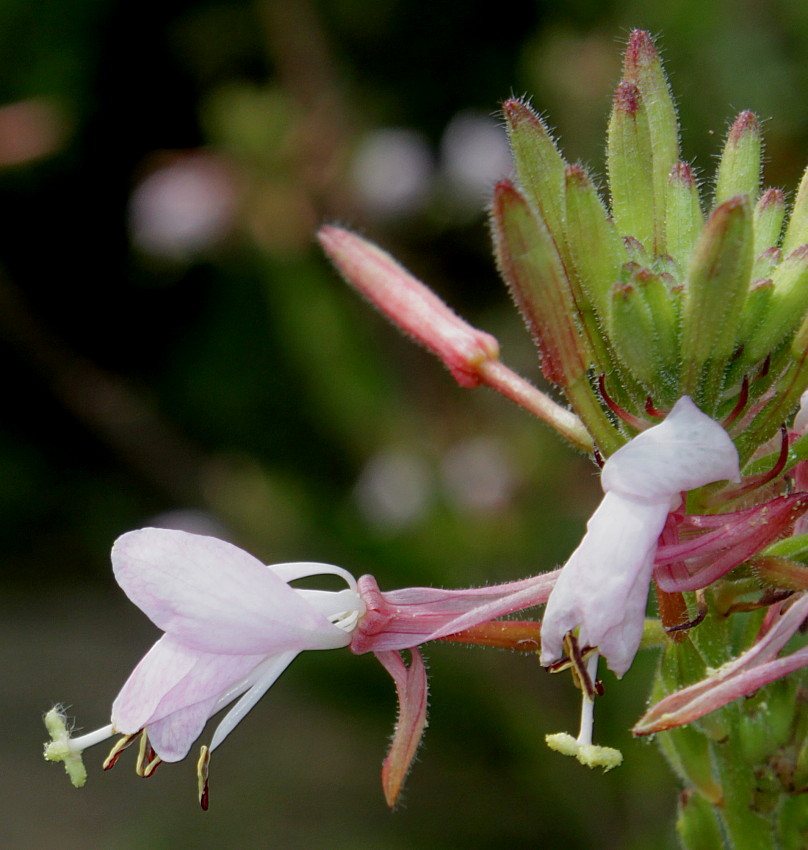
[102,732,139,770]
[665,590,708,633]
[135,731,157,777]
[597,374,646,430]
[545,653,623,771]
[645,397,664,418]
[197,745,210,811]
[722,375,750,429]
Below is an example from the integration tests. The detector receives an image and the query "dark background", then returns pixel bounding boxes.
[4,0,808,846]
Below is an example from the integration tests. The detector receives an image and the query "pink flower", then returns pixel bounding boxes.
[45,528,365,804]
[540,397,741,678]
[634,593,808,735]
[45,527,556,806]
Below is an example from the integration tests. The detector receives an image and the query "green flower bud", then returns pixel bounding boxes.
[715,111,762,205]
[502,99,568,252]
[608,81,656,251]
[680,196,754,410]
[666,162,704,274]
[754,188,786,256]
[745,245,808,363]
[677,790,726,850]
[491,179,586,389]
[622,29,681,254]
[782,165,808,256]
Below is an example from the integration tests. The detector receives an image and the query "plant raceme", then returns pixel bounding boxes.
[46,31,808,839]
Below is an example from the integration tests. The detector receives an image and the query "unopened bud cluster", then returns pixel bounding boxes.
[493,31,808,459]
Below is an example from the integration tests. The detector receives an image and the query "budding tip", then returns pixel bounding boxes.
[758,187,784,209]
[624,29,658,72]
[565,163,589,187]
[728,110,760,143]
[669,161,696,189]
[614,81,642,115]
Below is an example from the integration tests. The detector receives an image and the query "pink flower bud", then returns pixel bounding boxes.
[318,226,500,387]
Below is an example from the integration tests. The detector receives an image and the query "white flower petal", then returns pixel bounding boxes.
[540,493,668,676]
[601,396,740,500]
[112,529,352,654]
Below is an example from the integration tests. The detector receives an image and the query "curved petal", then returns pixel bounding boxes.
[111,634,265,739]
[540,493,669,676]
[112,529,351,654]
[601,396,740,499]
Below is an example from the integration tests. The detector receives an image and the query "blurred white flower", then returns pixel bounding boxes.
[351,128,434,217]
[128,152,238,259]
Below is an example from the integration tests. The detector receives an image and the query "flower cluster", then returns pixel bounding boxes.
[45,30,808,837]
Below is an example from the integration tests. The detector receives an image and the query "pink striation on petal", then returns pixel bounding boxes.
[654,494,808,592]
[351,571,558,654]
[111,633,264,760]
[635,595,808,734]
[112,529,351,654]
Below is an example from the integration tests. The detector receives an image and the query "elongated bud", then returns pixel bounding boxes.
[754,188,786,256]
[607,81,656,250]
[318,227,500,388]
[622,29,681,252]
[609,266,679,395]
[745,244,808,363]
[715,112,762,205]
[782,165,808,255]
[666,162,703,273]
[491,180,585,387]
[502,99,568,251]
[564,164,626,320]
[737,278,773,358]
[680,196,754,407]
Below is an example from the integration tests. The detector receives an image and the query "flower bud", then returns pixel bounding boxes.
[622,29,681,253]
[715,111,762,205]
[491,180,586,387]
[666,162,704,273]
[680,196,754,409]
[502,98,567,253]
[745,245,808,364]
[754,188,786,256]
[607,81,656,251]
[318,226,500,388]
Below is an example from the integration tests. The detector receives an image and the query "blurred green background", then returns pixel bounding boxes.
[4,0,808,847]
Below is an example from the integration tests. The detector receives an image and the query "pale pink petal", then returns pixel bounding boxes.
[111,634,264,743]
[635,595,808,734]
[540,493,668,677]
[351,571,558,654]
[601,396,740,499]
[112,529,350,654]
[375,648,429,808]
[542,397,740,676]
[146,697,222,762]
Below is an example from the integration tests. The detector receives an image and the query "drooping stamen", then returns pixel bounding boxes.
[597,374,646,430]
[722,374,750,429]
[664,590,708,633]
[644,396,664,418]
[102,732,138,771]
[197,745,210,811]
[135,732,157,777]
[708,425,788,505]
[564,632,597,700]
